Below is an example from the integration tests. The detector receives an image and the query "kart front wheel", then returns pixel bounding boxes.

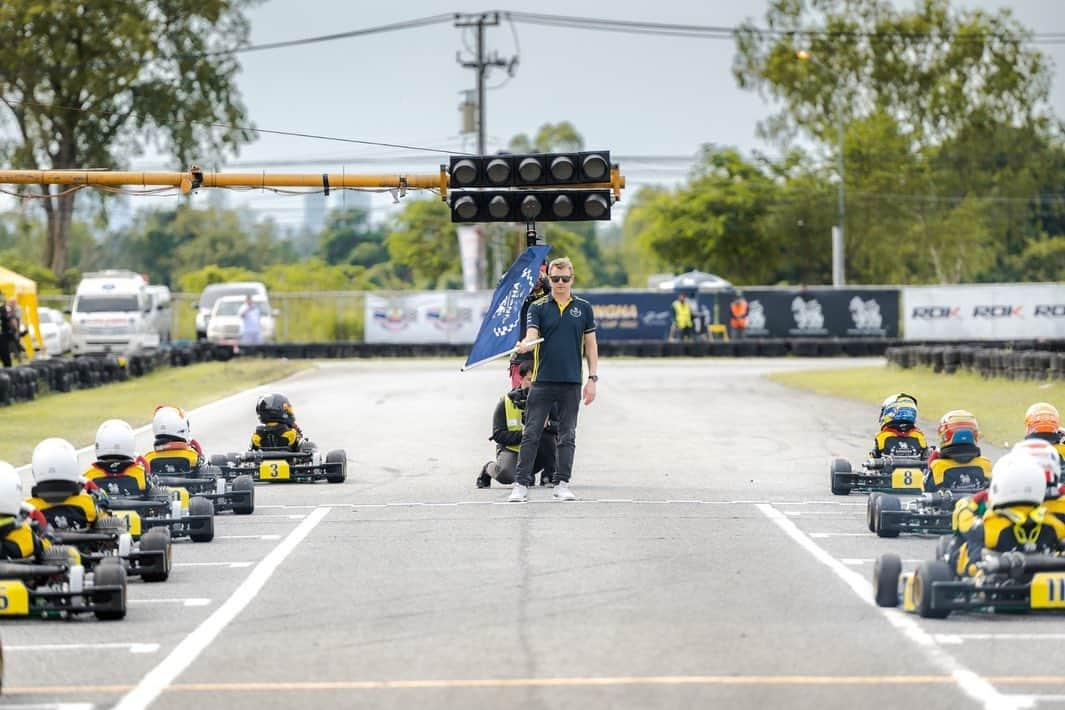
[93,560,128,621]
[232,475,255,515]
[873,553,901,608]
[188,496,215,543]
[935,534,954,561]
[866,493,882,533]
[139,529,172,583]
[875,495,901,539]
[830,458,852,496]
[325,449,347,484]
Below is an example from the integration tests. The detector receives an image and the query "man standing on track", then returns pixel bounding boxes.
[508,257,598,503]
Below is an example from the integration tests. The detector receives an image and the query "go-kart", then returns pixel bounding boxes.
[874,550,1065,619]
[0,545,127,620]
[51,516,171,583]
[105,486,215,543]
[148,454,254,515]
[211,442,347,484]
[866,486,984,539]
[830,454,926,496]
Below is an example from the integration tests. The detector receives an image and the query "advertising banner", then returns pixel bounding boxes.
[741,289,899,338]
[365,292,491,344]
[902,283,1065,341]
[580,292,677,341]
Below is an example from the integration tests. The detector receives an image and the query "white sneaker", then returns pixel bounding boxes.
[553,481,576,501]
[508,484,529,503]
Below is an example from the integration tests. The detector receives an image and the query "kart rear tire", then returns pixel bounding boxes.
[139,529,172,583]
[325,449,347,484]
[232,475,255,515]
[209,454,228,468]
[935,534,954,561]
[92,516,127,533]
[873,553,902,608]
[830,458,852,496]
[93,560,127,620]
[866,493,882,533]
[914,560,952,619]
[188,496,215,543]
[875,495,902,538]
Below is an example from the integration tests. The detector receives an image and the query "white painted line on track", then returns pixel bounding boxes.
[130,598,210,608]
[785,510,860,517]
[756,503,1026,710]
[936,634,1065,645]
[216,534,281,540]
[113,506,330,710]
[220,514,306,520]
[8,642,159,654]
[4,704,94,710]
[173,561,253,569]
[257,499,870,510]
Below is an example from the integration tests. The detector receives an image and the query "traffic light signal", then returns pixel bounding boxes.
[450,190,612,222]
[448,151,611,188]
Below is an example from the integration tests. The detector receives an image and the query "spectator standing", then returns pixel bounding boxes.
[238,295,262,344]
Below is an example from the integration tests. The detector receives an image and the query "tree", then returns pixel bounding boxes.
[507,121,584,153]
[318,208,388,268]
[634,146,782,285]
[386,199,460,288]
[0,0,257,276]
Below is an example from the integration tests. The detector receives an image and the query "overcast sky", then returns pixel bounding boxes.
[132,1,1065,226]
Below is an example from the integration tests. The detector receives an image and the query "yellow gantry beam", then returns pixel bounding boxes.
[0,165,626,199]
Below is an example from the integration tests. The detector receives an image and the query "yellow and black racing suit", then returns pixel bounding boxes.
[26,482,103,532]
[252,421,303,452]
[0,516,48,561]
[144,440,203,476]
[871,426,928,459]
[924,444,992,493]
[953,504,1065,577]
[84,458,152,497]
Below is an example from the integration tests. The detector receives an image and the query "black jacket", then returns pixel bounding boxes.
[491,387,558,450]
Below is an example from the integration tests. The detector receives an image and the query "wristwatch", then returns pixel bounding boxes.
[588,375,599,382]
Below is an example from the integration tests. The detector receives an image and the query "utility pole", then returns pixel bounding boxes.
[455,12,515,155]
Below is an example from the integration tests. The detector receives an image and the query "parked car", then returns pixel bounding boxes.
[146,285,172,343]
[206,295,276,343]
[194,282,273,341]
[37,307,72,356]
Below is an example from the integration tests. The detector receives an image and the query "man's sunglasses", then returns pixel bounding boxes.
[549,275,572,283]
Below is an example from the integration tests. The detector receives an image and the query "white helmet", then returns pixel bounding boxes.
[31,438,80,484]
[0,462,23,517]
[153,406,190,442]
[95,419,136,460]
[1013,439,1063,486]
[989,452,1047,508]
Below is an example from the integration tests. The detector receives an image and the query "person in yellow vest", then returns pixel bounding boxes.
[1023,402,1065,461]
[84,419,154,497]
[729,292,749,339]
[953,452,1065,577]
[25,437,108,532]
[670,293,694,342]
[477,361,557,489]
[0,462,51,561]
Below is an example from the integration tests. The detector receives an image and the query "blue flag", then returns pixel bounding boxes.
[463,245,551,370]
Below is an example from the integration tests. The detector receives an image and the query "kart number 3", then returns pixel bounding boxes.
[259,460,290,480]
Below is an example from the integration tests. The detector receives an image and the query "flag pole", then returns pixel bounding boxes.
[460,338,543,372]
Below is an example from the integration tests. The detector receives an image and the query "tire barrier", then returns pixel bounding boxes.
[886,343,1065,380]
[0,342,220,408]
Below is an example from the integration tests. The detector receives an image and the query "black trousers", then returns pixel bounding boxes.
[491,436,557,485]
[515,382,581,486]
[0,337,10,368]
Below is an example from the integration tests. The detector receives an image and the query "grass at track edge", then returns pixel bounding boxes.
[0,359,310,464]
[768,365,1065,449]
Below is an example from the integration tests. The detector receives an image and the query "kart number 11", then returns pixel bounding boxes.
[1032,573,1065,608]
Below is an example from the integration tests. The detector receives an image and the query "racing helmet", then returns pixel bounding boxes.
[95,419,137,460]
[1012,439,1063,486]
[0,462,23,517]
[937,410,979,447]
[1025,402,1061,436]
[32,437,80,484]
[880,393,918,429]
[153,405,191,442]
[256,393,295,425]
[988,452,1047,509]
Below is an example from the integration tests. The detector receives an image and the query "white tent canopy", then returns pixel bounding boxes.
[656,270,733,293]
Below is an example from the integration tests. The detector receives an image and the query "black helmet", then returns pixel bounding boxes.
[256,393,295,425]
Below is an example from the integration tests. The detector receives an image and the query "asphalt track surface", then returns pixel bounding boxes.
[3,357,1062,710]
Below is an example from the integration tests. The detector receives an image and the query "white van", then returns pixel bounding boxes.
[70,270,161,355]
[194,282,274,341]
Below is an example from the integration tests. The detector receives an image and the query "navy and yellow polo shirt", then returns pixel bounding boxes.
[527,294,596,384]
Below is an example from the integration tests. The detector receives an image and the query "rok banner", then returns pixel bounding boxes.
[902,283,1065,341]
[365,292,491,344]
[580,291,679,340]
[741,289,899,338]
